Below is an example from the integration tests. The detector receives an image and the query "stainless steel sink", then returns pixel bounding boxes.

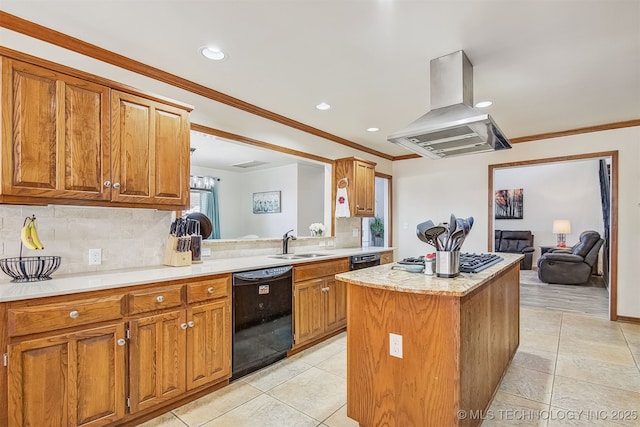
[269,254,304,259]
[294,253,330,258]
[268,253,331,260]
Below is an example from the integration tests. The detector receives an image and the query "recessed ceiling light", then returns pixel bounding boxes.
[475,101,493,108]
[201,47,225,60]
[315,102,331,111]
[367,127,379,132]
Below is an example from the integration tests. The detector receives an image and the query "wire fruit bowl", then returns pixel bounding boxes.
[0,256,62,282]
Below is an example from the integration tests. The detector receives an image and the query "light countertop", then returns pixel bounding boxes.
[0,246,393,302]
[335,252,523,297]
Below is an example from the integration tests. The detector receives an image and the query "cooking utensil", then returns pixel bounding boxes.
[416,220,434,244]
[424,225,447,250]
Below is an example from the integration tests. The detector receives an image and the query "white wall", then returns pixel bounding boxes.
[392,126,640,318]
[297,164,325,236]
[494,159,604,262]
[242,164,298,238]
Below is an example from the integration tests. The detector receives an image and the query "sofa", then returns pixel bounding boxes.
[537,230,604,285]
[495,230,535,270]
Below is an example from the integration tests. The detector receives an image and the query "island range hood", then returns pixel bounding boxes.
[388,50,511,159]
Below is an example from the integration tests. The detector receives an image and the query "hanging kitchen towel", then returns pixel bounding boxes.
[335,186,351,218]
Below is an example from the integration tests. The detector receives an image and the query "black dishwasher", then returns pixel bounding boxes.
[232,265,293,380]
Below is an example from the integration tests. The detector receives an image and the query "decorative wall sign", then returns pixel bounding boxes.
[495,188,524,219]
[253,191,281,214]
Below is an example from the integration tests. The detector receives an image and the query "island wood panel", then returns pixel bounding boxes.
[346,284,461,427]
[345,262,520,427]
[459,264,519,424]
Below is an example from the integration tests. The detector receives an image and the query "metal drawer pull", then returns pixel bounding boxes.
[69,310,79,319]
[207,287,214,293]
[180,323,188,329]
[156,295,164,303]
[188,321,195,328]
[117,339,126,346]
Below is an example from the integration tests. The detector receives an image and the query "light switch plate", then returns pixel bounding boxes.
[202,248,212,257]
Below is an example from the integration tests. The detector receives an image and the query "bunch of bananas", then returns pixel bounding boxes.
[21,216,44,250]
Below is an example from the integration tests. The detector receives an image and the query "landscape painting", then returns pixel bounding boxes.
[495,188,524,219]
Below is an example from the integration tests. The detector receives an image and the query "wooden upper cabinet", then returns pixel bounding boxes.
[1,57,110,200]
[0,54,191,210]
[111,90,190,207]
[334,157,376,217]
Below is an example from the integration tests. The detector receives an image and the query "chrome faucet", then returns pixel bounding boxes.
[282,229,297,254]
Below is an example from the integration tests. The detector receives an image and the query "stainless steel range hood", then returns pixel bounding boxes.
[388,50,511,159]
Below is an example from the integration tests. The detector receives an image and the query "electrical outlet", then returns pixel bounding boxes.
[202,247,212,257]
[88,248,102,265]
[319,241,326,247]
[389,333,403,358]
[327,240,335,247]
[352,228,359,237]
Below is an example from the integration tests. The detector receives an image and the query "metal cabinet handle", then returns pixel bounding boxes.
[188,321,195,328]
[180,323,188,330]
[103,181,112,188]
[113,182,121,189]
[117,338,126,346]
[69,310,79,319]
[156,295,164,303]
[207,287,214,294]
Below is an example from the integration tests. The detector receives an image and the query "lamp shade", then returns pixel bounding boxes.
[552,219,571,234]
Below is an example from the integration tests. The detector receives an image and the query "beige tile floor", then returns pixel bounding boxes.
[141,307,640,427]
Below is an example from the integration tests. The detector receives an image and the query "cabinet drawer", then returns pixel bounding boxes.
[186,276,230,304]
[294,258,350,282]
[8,295,125,337]
[128,284,183,315]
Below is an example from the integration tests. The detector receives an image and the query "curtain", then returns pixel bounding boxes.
[200,185,221,239]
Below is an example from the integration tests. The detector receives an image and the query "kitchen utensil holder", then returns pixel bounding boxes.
[163,235,192,267]
[436,251,460,278]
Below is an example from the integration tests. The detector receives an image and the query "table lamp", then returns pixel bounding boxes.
[552,219,571,247]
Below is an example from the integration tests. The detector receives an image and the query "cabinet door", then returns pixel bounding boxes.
[354,161,375,216]
[324,277,347,332]
[111,91,189,207]
[7,323,126,427]
[294,278,325,346]
[1,58,110,200]
[186,299,231,390]
[129,310,187,413]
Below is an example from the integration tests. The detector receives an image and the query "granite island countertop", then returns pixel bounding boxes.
[0,246,393,302]
[336,252,523,297]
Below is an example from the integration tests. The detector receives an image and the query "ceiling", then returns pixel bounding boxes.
[2,1,639,158]
[190,131,325,172]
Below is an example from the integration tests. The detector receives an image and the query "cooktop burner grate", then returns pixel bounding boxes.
[399,253,503,274]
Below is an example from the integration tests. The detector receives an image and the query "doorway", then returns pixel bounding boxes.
[488,151,618,320]
[362,173,392,248]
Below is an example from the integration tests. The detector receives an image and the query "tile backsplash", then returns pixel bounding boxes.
[0,205,173,275]
[0,205,364,278]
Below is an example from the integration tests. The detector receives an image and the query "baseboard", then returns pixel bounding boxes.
[617,315,640,324]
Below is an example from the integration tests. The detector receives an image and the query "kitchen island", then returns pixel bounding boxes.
[335,253,522,427]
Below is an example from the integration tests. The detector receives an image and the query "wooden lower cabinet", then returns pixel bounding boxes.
[2,275,232,426]
[128,310,187,413]
[186,300,231,390]
[293,264,348,347]
[7,323,126,427]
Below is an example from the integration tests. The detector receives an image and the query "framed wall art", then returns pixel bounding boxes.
[495,188,524,219]
[252,191,281,214]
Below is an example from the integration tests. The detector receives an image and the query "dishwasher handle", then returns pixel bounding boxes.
[233,266,293,284]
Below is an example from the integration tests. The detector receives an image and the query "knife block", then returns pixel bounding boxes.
[163,235,192,267]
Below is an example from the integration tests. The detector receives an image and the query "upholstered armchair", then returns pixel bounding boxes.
[495,230,535,270]
[537,231,604,285]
